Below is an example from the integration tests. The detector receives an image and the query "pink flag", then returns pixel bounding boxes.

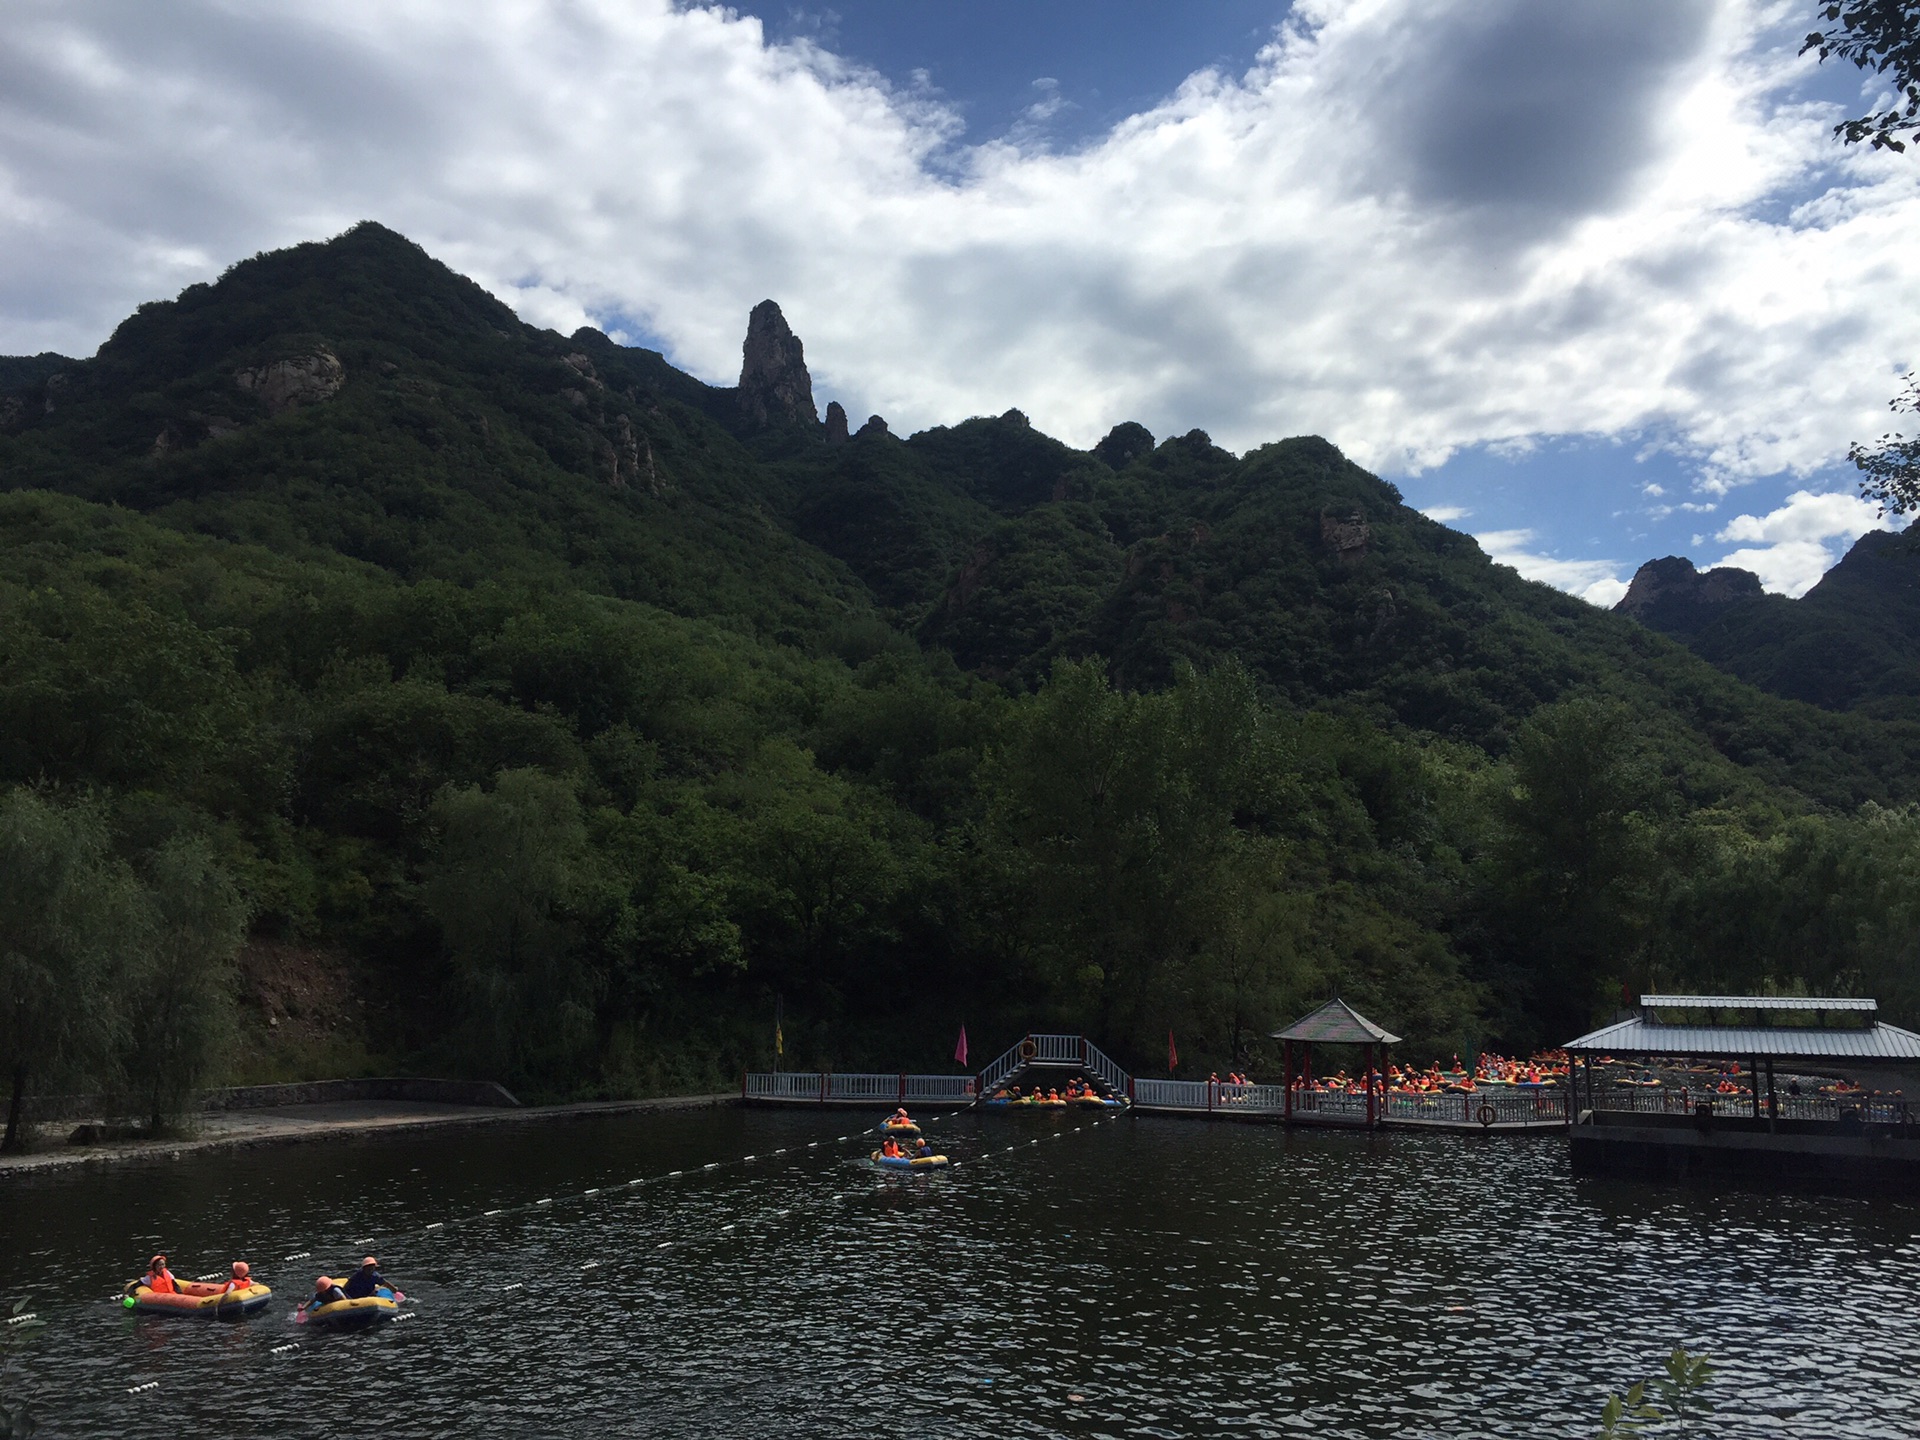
[954,1025,969,1068]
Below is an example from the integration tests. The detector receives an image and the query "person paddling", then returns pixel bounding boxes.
[308,1275,349,1313]
[343,1255,391,1300]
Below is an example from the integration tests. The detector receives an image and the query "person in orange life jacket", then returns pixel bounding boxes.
[880,1139,903,1158]
[143,1254,178,1294]
[311,1275,349,1309]
[219,1261,253,1294]
[344,1255,391,1300]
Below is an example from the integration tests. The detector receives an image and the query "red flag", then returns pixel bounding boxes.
[1168,1030,1179,1074]
[954,1025,968,1068]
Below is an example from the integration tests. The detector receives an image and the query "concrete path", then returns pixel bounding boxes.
[0,1094,735,1179]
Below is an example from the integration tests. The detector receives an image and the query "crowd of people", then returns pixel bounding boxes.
[984,1078,1113,1105]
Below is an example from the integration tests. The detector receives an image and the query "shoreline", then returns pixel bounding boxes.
[0,1093,737,1179]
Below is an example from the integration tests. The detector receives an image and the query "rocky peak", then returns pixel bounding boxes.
[737,300,817,428]
[236,349,345,414]
[1094,421,1155,470]
[1320,507,1371,563]
[1615,556,1763,632]
[855,414,890,439]
[823,400,849,444]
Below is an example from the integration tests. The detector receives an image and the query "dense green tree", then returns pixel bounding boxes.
[0,790,140,1150]
[121,837,251,1128]
[1486,699,1661,1035]
[424,769,603,1087]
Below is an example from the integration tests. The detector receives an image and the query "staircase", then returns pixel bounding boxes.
[976,1033,1131,1100]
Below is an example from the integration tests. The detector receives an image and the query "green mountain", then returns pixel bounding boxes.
[1615,533,1920,720]
[4,222,1918,1108]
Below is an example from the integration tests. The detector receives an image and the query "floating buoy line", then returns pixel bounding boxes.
[34,1105,1127,1400]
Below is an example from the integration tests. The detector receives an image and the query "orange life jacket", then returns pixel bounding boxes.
[222,1277,251,1293]
[145,1270,176,1294]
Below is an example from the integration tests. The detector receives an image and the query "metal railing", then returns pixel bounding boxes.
[1595,1086,1911,1125]
[1385,1089,1567,1125]
[976,1044,1026,1094]
[1132,1078,1212,1109]
[744,1072,977,1104]
[1129,1079,1567,1125]
[1028,1033,1087,1064]
[1081,1038,1131,1098]
[745,1072,827,1103]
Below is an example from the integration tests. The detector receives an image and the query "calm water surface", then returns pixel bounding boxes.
[2,1107,1916,1438]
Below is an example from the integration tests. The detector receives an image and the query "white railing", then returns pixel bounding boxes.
[1126,1080,1568,1126]
[1132,1078,1212,1109]
[1082,1039,1131,1097]
[744,1072,825,1103]
[827,1073,899,1101]
[1385,1089,1567,1125]
[744,1072,977,1104]
[1596,1087,1910,1125]
[1029,1033,1086,1064]
[977,1045,1026,1094]
[1217,1082,1288,1111]
[906,1075,977,1102]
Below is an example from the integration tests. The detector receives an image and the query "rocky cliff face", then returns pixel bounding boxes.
[737,300,817,428]
[1615,556,1763,634]
[235,349,345,414]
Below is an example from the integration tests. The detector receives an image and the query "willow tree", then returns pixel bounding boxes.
[425,768,602,1087]
[121,837,250,1130]
[0,789,138,1152]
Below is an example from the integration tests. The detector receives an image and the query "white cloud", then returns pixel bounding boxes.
[1421,504,1471,522]
[1713,540,1839,595]
[1,0,1917,509]
[1708,487,1896,594]
[1475,528,1629,607]
[1714,487,1884,544]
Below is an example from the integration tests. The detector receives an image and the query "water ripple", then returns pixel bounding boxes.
[2,1109,1916,1436]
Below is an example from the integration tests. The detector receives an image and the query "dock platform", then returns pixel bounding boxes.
[744,1033,1569,1134]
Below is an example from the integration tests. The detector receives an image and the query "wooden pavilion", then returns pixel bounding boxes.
[1271,998,1401,1128]
[1563,993,1920,1187]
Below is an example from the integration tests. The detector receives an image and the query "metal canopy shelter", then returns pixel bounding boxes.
[1562,994,1920,1121]
[1270,999,1402,1128]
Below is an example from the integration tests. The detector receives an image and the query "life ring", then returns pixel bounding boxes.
[1477,1102,1496,1128]
[1019,1038,1037,1060]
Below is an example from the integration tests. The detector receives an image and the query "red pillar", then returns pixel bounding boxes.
[1284,1039,1293,1120]
[1366,1042,1376,1128]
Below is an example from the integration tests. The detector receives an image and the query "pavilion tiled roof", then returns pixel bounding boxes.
[1564,1015,1920,1061]
[1270,997,1401,1045]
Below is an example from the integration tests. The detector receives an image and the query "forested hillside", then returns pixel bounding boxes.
[4,223,1917,1123]
[1617,533,1920,720]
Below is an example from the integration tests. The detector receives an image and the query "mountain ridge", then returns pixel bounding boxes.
[5,222,1920,1097]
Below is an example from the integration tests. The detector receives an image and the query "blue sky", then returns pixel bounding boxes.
[4,1,1916,602]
